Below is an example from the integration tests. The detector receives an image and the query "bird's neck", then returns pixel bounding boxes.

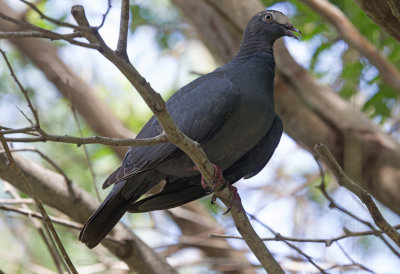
[230,48,276,71]
[237,42,273,57]
[237,32,274,57]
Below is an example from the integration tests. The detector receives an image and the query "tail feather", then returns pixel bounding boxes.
[79,181,131,248]
[129,176,207,212]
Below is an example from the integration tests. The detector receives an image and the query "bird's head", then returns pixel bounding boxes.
[240,10,300,53]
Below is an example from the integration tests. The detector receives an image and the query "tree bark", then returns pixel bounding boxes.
[353,0,400,42]
[0,143,177,274]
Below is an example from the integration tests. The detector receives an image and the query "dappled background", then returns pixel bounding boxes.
[0,0,400,273]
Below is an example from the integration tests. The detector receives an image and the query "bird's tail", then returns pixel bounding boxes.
[79,180,132,248]
[128,176,207,212]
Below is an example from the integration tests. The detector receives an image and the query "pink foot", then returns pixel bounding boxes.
[193,164,224,193]
[222,184,241,215]
[193,164,241,214]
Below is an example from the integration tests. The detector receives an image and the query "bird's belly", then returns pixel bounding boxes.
[203,98,273,169]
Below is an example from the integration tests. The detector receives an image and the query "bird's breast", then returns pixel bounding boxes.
[203,89,274,169]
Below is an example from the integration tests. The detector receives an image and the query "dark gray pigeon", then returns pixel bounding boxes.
[80,10,300,248]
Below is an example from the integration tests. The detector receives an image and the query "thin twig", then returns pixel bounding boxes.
[0,31,83,39]
[0,49,39,126]
[20,0,91,31]
[3,184,65,274]
[314,143,400,247]
[334,242,374,273]
[97,0,112,29]
[0,134,78,274]
[247,213,328,273]
[71,107,100,201]
[0,11,98,49]
[211,223,400,245]
[16,106,34,126]
[0,198,34,204]
[315,153,400,257]
[0,126,39,135]
[5,130,168,146]
[0,204,82,230]
[116,0,130,60]
[0,147,71,184]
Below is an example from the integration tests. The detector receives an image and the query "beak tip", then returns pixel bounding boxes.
[285,25,301,40]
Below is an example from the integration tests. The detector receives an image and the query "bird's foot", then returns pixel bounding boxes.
[194,164,240,214]
[194,164,225,194]
[221,184,241,215]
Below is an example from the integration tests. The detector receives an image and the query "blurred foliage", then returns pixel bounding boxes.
[130,0,184,49]
[1,0,400,272]
[263,0,400,123]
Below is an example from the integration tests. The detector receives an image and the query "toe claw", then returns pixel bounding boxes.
[211,194,217,204]
[222,207,231,215]
[197,163,241,214]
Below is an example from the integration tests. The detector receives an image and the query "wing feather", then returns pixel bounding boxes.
[103,73,239,188]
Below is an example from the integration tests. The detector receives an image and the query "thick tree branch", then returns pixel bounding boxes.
[388,0,400,22]
[353,0,400,42]
[271,36,400,215]
[0,146,177,274]
[300,0,400,93]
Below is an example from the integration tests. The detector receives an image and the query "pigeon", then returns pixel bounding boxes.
[80,10,300,248]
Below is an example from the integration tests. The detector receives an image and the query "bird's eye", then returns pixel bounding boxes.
[262,14,273,22]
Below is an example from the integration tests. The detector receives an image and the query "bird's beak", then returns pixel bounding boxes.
[283,24,301,40]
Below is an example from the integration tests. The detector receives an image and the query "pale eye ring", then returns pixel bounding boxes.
[262,14,273,22]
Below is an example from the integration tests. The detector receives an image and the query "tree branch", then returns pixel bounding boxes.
[19,0,91,31]
[116,0,130,60]
[388,0,400,22]
[0,10,98,49]
[0,134,78,274]
[315,143,400,247]
[4,183,66,273]
[0,204,82,230]
[0,0,133,158]
[0,30,83,39]
[353,0,400,42]
[0,48,39,126]
[0,146,178,273]
[5,130,167,146]
[211,225,400,245]
[300,0,400,94]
